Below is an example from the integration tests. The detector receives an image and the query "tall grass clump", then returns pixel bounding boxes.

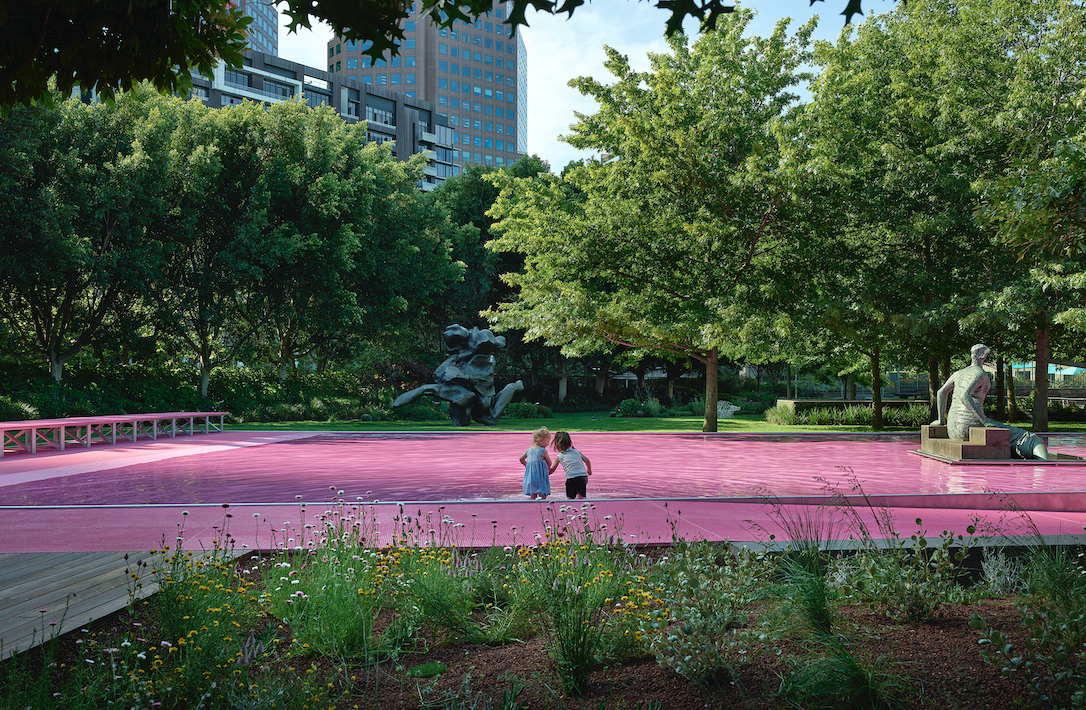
[764,403,797,425]
[513,506,631,696]
[261,500,415,662]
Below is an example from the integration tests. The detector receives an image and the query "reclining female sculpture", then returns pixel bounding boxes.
[933,344,1049,459]
[392,324,524,426]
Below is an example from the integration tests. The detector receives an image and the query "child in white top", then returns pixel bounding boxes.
[548,431,592,499]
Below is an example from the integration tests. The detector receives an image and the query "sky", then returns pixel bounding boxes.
[277,0,864,171]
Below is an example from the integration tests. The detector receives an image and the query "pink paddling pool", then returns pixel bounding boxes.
[1,431,1084,508]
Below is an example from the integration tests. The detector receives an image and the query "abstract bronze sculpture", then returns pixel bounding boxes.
[392,325,524,426]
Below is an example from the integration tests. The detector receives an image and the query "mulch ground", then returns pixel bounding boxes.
[4,559,1032,710]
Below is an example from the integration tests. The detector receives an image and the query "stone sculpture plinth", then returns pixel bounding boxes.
[920,425,1010,460]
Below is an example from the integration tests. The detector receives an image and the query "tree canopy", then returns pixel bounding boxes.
[3,0,881,109]
[1,0,251,108]
[0,87,464,387]
[484,10,815,431]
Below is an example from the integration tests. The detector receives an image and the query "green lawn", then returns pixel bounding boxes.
[227,411,1084,433]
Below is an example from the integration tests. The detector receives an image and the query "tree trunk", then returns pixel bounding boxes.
[927,354,940,422]
[48,352,64,382]
[1034,326,1050,432]
[558,374,567,402]
[785,363,793,399]
[200,359,212,398]
[703,347,719,433]
[595,373,606,396]
[847,373,857,400]
[940,351,951,385]
[871,345,883,430]
[995,356,1006,419]
[1006,360,1018,423]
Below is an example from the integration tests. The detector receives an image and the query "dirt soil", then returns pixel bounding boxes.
[13,593,1031,710]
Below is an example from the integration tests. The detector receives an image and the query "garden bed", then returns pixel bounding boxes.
[3,500,1080,710]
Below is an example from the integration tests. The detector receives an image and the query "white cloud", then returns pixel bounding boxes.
[277,0,859,172]
[276,3,334,69]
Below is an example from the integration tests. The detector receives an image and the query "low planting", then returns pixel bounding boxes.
[3,496,1078,709]
[765,402,932,428]
[611,394,775,419]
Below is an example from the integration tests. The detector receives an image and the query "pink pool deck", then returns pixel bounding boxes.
[2,430,1085,554]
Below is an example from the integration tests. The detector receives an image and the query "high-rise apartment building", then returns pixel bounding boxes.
[190,51,455,191]
[326,1,526,170]
[235,0,279,56]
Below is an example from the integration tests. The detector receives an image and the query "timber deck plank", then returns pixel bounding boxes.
[0,552,158,659]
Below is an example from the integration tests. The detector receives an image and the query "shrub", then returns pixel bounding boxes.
[764,403,797,425]
[843,520,977,622]
[0,395,39,421]
[972,543,1086,709]
[884,403,932,428]
[502,401,551,419]
[981,549,1024,597]
[735,397,773,415]
[639,541,776,689]
[392,398,447,421]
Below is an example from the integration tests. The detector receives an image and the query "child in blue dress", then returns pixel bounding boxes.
[520,427,553,499]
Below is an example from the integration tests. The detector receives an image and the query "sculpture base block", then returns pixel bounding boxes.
[915,425,1085,464]
[921,425,1010,460]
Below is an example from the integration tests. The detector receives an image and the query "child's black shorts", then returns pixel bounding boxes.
[565,476,588,499]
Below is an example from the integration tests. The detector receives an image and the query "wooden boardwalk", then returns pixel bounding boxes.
[0,551,159,659]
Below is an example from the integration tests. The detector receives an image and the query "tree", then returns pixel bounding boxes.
[3,0,879,109]
[146,99,269,397]
[232,101,463,381]
[915,0,1086,426]
[778,0,1086,427]
[1,1,251,108]
[0,87,175,380]
[485,11,814,431]
[429,156,550,328]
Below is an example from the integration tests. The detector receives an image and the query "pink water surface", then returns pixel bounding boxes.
[1,432,1084,507]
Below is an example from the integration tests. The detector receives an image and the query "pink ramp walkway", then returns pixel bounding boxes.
[1,431,1085,553]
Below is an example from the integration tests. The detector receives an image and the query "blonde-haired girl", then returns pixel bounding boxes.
[519,427,553,499]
